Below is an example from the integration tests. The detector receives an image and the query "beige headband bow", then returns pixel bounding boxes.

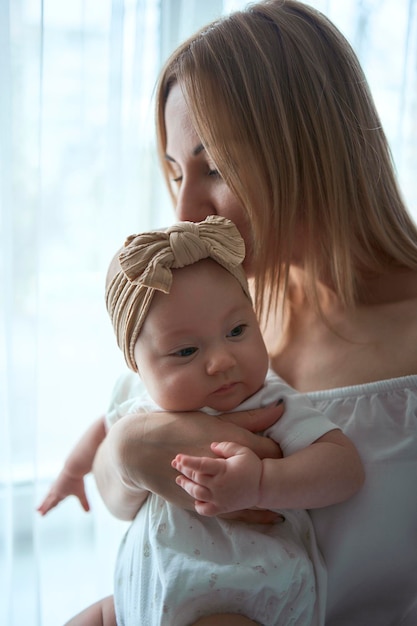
[106,215,250,372]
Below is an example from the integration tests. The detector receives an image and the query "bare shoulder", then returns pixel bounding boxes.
[371,294,417,370]
[363,267,417,345]
[269,286,417,391]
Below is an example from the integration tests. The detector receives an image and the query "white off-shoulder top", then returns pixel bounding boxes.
[307,376,417,626]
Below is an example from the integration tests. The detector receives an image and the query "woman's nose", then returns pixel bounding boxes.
[175,182,216,223]
[206,347,236,376]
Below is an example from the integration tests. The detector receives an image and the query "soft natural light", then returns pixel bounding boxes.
[1,0,416,624]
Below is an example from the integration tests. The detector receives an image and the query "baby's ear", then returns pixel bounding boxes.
[105,247,123,289]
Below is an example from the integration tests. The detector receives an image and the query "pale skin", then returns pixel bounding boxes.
[63,596,116,626]
[90,83,417,625]
[37,417,106,516]
[172,428,361,517]
[39,259,283,626]
[133,260,363,516]
[43,259,363,626]
[164,84,417,394]
[93,82,417,517]
[42,262,363,521]
[37,260,282,518]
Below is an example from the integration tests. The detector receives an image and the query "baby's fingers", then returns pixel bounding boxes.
[175,474,212,503]
[194,500,221,517]
[37,493,59,516]
[172,453,223,479]
[210,441,249,459]
[78,491,90,512]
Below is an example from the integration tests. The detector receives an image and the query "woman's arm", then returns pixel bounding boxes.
[92,404,284,520]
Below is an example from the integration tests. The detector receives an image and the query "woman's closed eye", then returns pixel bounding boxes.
[169,166,182,184]
[172,168,220,182]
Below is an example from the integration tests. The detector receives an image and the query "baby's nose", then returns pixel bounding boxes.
[206,348,236,375]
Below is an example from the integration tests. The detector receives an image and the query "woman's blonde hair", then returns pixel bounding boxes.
[156,0,417,317]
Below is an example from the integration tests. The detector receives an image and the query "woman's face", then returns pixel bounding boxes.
[164,84,254,272]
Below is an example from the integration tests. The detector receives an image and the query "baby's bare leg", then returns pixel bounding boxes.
[193,615,259,626]
[63,595,116,626]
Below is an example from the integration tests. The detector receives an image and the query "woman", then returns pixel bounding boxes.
[94,1,417,624]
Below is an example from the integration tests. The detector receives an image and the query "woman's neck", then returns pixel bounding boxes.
[286,263,417,307]
[263,265,417,391]
[356,266,417,305]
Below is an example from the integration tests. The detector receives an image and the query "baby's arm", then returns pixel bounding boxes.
[172,429,365,516]
[37,416,107,515]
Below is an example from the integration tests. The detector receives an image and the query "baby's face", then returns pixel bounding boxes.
[134,259,269,412]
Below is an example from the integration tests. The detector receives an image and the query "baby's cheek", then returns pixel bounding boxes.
[151,373,196,411]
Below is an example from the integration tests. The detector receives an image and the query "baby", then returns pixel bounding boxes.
[39,216,364,626]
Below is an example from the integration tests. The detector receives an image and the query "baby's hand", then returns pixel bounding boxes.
[172,441,263,517]
[37,470,90,516]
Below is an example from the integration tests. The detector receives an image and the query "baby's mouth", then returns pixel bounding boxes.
[213,382,238,394]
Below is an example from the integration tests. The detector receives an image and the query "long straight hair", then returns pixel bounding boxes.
[156,0,417,318]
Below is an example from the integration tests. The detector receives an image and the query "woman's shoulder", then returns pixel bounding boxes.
[270,287,417,392]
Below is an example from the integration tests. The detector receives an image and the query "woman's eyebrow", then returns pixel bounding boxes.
[165,143,205,162]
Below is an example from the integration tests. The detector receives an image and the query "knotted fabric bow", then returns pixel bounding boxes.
[106,215,250,371]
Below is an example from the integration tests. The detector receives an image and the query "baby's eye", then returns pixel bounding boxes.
[227,324,246,338]
[208,168,220,178]
[173,346,197,357]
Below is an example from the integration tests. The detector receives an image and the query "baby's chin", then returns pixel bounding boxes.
[203,391,255,414]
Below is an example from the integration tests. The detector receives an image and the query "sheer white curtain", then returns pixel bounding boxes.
[0,1,416,625]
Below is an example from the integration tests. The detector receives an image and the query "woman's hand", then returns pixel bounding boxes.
[93,403,284,520]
